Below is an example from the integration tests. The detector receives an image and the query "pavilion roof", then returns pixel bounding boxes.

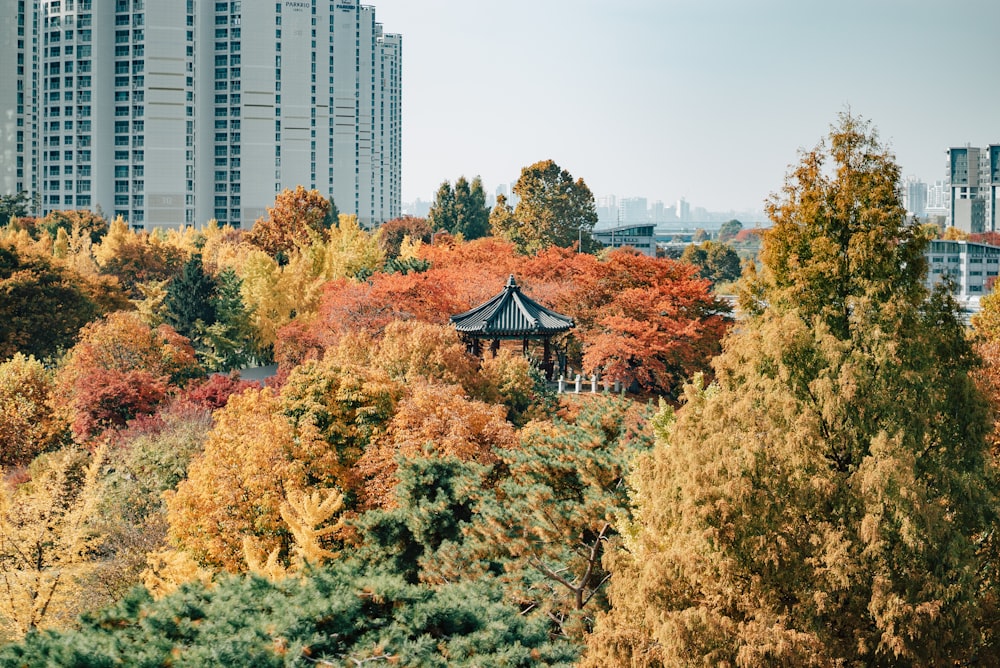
[450,275,575,339]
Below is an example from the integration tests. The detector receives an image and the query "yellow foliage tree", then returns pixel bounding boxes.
[165,388,308,572]
[0,354,64,467]
[0,447,105,637]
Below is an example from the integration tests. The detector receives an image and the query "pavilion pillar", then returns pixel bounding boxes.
[490,339,500,357]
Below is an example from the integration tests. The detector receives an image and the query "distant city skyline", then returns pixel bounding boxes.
[372,0,1000,215]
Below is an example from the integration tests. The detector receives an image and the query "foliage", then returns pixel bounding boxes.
[717,218,743,243]
[680,240,742,285]
[247,186,332,257]
[0,193,31,223]
[378,215,432,257]
[0,243,101,361]
[942,225,970,240]
[584,113,1000,666]
[164,254,217,342]
[563,249,730,395]
[90,404,214,612]
[0,561,579,667]
[323,213,385,280]
[467,396,654,640]
[491,160,599,254]
[355,381,515,510]
[0,447,106,637]
[53,312,200,442]
[428,176,491,240]
[278,357,402,496]
[165,388,307,572]
[39,209,108,244]
[0,354,65,467]
[94,218,189,298]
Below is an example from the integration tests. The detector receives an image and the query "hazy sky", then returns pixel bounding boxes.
[371,0,1000,216]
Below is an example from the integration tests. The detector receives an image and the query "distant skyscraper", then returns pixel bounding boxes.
[0,0,401,229]
[902,177,927,218]
[675,197,690,222]
[620,197,648,224]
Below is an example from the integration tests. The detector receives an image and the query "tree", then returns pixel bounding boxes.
[492,160,598,254]
[0,354,64,467]
[0,561,579,666]
[247,186,332,258]
[39,210,108,244]
[164,254,217,342]
[717,218,743,242]
[0,243,101,361]
[0,192,31,224]
[0,447,106,637]
[165,388,309,571]
[427,181,456,233]
[680,240,742,285]
[467,396,654,640]
[355,381,515,510]
[584,114,1000,666]
[321,195,340,230]
[54,312,200,442]
[378,216,432,257]
[430,176,490,240]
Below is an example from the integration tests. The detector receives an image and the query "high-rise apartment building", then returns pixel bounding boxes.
[946,145,1000,234]
[0,0,401,229]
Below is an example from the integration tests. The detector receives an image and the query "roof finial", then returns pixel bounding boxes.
[506,274,517,289]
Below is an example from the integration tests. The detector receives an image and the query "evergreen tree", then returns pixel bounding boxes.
[427,181,456,233]
[585,113,1000,666]
[164,254,217,343]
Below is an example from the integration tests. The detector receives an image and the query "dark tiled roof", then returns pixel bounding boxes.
[450,275,575,338]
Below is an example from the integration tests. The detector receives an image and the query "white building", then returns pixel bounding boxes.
[0,0,401,229]
[946,145,1000,234]
[593,223,656,257]
[925,239,1000,302]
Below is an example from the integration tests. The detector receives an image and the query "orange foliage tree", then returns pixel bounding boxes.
[54,312,200,442]
[247,186,332,257]
[355,381,516,510]
[276,236,728,395]
[165,388,311,571]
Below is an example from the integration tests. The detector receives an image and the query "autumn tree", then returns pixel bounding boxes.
[165,388,308,571]
[54,312,200,442]
[584,114,1000,666]
[377,216,432,257]
[247,186,332,258]
[355,381,515,510]
[0,354,65,467]
[94,218,189,298]
[0,243,101,361]
[492,160,598,253]
[0,447,106,637]
[39,209,108,244]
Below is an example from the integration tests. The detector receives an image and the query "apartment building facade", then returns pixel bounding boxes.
[0,0,401,229]
[946,145,1000,234]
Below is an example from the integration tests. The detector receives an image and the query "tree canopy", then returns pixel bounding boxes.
[585,113,1000,666]
[491,160,598,254]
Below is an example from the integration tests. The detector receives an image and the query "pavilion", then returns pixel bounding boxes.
[450,275,574,380]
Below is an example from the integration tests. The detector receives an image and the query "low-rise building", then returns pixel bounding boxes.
[925,240,1000,311]
[593,223,656,257]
